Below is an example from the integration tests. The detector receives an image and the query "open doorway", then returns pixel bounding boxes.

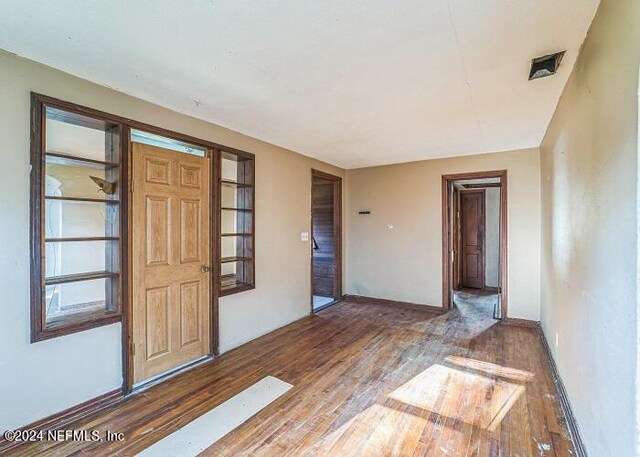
[311,170,342,312]
[442,170,507,320]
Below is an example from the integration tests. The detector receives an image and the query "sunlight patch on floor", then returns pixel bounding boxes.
[389,364,525,431]
[307,360,531,455]
[445,355,535,382]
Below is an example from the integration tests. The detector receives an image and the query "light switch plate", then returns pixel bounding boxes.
[301,232,309,241]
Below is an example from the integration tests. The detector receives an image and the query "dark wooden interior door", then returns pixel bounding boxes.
[460,189,485,289]
[311,177,335,298]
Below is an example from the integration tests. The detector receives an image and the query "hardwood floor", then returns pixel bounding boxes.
[9,298,574,456]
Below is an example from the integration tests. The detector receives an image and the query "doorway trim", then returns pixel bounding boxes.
[441,170,508,318]
[310,169,343,313]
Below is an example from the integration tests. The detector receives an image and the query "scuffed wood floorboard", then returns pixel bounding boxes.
[9,299,573,456]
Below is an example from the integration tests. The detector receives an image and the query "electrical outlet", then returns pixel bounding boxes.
[301,232,309,242]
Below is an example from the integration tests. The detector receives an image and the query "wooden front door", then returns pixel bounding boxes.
[460,189,485,289]
[132,142,211,384]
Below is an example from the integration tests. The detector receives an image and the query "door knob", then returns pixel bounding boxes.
[201,265,211,273]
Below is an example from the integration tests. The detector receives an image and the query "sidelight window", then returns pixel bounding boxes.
[30,96,123,341]
[218,150,255,295]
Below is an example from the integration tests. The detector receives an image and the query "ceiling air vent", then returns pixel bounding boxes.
[529,51,565,80]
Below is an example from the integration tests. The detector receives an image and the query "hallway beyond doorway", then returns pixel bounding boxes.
[453,289,501,320]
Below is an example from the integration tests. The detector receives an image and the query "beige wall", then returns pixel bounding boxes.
[484,187,501,288]
[345,148,540,320]
[539,0,639,455]
[0,49,344,431]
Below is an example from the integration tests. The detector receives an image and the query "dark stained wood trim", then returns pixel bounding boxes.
[45,195,120,203]
[221,207,253,212]
[452,186,461,290]
[30,93,124,343]
[32,315,123,343]
[442,170,508,319]
[29,92,44,343]
[441,176,450,311]
[310,169,343,314]
[45,237,120,242]
[343,294,446,315]
[333,175,343,301]
[500,317,539,328]
[121,125,133,395]
[483,286,500,293]
[211,148,221,356]
[0,389,123,453]
[220,256,253,263]
[220,179,252,188]
[45,270,119,285]
[461,182,501,189]
[219,283,255,297]
[45,151,118,169]
[31,93,253,158]
[501,171,509,320]
[537,324,588,457]
[217,149,256,297]
[250,154,256,295]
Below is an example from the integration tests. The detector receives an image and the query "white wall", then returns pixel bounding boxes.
[0,49,343,431]
[539,0,639,455]
[484,187,500,288]
[345,148,541,320]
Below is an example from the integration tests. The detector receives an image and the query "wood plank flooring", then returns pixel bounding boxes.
[9,298,574,456]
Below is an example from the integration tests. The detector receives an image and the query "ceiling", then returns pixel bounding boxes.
[0,1,599,169]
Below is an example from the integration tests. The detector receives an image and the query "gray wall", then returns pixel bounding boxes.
[539,0,639,455]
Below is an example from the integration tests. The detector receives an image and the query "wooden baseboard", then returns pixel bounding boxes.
[0,389,123,453]
[537,325,588,457]
[343,294,446,315]
[500,317,540,328]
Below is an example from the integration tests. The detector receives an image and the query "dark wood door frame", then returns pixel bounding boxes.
[310,169,343,313]
[441,170,508,318]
